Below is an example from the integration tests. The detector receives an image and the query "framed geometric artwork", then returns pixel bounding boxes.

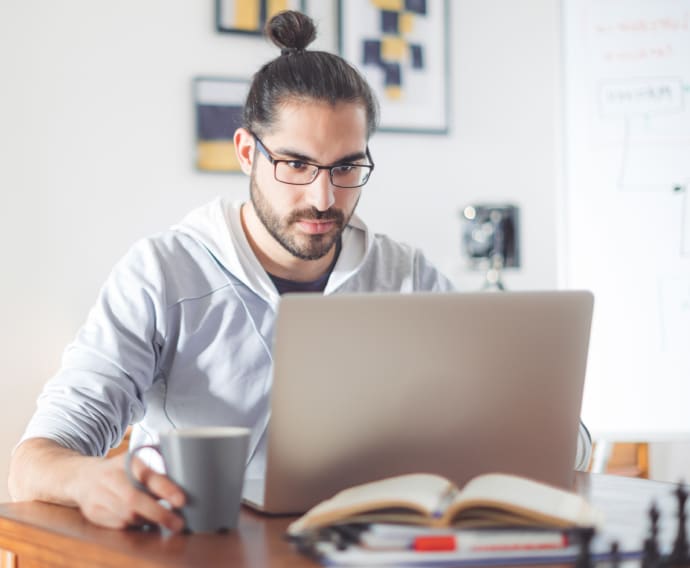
[339,0,450,134]
[216,0,306,34]
[194,77,249,173]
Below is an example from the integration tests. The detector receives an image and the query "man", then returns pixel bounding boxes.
[8,11,591,532]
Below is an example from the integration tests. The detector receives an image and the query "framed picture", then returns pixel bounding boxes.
[339,0,449,134]
[194,77,249,173]
[216,0,306,34]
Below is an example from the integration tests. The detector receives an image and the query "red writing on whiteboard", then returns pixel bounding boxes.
[603,45,673,62]
[595,13,689,34]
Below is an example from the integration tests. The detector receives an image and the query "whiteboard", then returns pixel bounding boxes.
[563,0,690,438]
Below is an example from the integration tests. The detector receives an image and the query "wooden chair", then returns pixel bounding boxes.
[106,426,132,458]
[0,550,16,568]
[591,441,650,478]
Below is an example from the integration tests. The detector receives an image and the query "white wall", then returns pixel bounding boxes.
[0,0,562,501]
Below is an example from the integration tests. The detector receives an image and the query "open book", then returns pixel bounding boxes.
[287,472,604,536]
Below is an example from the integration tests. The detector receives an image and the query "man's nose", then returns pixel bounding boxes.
[304,169,335,211]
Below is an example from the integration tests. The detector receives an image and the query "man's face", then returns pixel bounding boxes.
[248,100,369,261]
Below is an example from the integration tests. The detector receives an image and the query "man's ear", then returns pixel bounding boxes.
[234,128,255,176]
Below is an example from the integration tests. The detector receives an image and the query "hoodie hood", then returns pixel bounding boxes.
[172,197,373,307]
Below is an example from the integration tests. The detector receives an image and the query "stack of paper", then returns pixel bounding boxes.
[294,524,642,567]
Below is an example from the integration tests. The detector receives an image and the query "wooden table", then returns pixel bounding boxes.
[0,503,309,568]
[0,473,679,567]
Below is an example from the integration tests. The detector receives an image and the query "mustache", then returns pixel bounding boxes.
[286,207,345,224]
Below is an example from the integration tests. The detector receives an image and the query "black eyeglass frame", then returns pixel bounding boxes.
[252,135,375,189]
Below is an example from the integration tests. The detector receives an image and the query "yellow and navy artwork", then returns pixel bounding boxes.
[195,78,249,173]
[216,0,304,34]
[360,0,428,100]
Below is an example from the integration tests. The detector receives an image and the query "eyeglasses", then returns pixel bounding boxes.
[253,135,375,189]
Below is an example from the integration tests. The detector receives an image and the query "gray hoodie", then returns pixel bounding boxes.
[20,198,456,481]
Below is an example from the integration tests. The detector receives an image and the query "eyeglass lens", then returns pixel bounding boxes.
[274,162,370,188]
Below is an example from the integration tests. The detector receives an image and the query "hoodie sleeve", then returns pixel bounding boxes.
[18,238,168,457]
[413,249,456,292]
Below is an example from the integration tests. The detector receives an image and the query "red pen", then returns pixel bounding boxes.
[412,532,569,552]
[414,535,456,551]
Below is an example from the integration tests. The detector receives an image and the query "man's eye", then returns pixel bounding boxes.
[286,160,307,171]
[333,165,355,174]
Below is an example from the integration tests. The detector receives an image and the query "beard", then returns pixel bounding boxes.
[250,176,357,261]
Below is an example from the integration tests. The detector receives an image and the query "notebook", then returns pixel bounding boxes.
[243,291,594,514]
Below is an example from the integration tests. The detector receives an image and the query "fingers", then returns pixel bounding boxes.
[122,454,187,531]
[121,485,185,533]
[135,462,185,509]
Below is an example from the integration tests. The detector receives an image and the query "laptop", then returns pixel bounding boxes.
[243,290,594,514]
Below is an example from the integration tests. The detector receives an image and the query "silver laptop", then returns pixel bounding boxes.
[244,291,594,514]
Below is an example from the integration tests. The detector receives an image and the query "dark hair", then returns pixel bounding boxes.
[243,10,379,138]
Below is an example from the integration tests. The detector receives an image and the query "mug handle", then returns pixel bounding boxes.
[125,444,163,496]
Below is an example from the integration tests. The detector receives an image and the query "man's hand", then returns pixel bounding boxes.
[74,452,186,531]
[9,438,186,532]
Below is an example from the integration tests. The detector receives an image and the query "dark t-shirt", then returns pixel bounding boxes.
[268,239,342,295]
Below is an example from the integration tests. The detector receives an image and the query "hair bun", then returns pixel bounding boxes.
[266,10,316,53]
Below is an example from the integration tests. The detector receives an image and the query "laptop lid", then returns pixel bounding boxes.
[246,291,593,514]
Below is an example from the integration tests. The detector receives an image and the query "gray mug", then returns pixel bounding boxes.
[126,426,250,533]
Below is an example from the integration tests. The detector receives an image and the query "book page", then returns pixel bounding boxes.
[287,473,456,534]
[449,474,604,528]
